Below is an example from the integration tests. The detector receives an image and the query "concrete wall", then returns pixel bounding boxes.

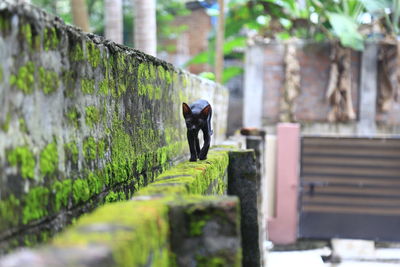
[0,2,228,252]
[0,148,243,266]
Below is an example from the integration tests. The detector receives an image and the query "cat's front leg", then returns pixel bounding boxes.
[187,131,197,161]
[199,129,210,160]
[195,137,201,158]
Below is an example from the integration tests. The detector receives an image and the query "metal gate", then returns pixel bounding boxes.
[299,136,400,241]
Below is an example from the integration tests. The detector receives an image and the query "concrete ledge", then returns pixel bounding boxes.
[0,147,242,266]
[0,196,241,267]
[137,148,230,197]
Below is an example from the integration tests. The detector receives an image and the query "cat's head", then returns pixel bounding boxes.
[182,103,211,132]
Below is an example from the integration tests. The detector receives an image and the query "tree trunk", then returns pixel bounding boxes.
[215,0,225,84]
[133,0,156,56]
[70,0,90,32]
[105,0,123,44]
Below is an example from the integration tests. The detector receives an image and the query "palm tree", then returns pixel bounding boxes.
[70,0,90,32]
[105,0,123,43]
[133,0,156,56]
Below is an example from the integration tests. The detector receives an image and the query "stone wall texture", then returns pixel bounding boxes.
[0,2,228,252]
[0,148,243,267]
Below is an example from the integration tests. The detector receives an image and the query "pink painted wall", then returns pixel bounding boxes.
[268,123,300,244]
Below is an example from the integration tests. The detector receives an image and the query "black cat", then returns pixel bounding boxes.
[182,100,213,162]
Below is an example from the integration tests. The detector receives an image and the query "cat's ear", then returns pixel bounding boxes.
[182,103,192,118]
[200,104,211,119]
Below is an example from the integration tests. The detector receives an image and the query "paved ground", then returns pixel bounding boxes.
[267,247,400,267]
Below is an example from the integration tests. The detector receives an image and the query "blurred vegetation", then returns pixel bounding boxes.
[31,0,188,49]
[29,0,400,84]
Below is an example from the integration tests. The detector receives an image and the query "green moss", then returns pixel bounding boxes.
[189,216,209,236]
[85,106,100,128]
[64,141,79,163]
[66,107,80,128]
[52,179,72,212]
[40,142,58,177]
[97,139,106,159]
[86,41,101,68]
[0,16,11,33]
[7,146,35,179]
[81,79,95,94]
[83,136,97,160]
[0,194,20,229]
[136,149,229,197]
[20,23,32,48]
[99,79,109,95]
[72,178,90,204]
[104,191,119,203]
[52,200,170,267]
[19,117,28,133]
[87,172,103,196]
[70,43,84,61]
[1,112,11,132]
[39,67,59,94]
[44,27,59,51]
[10,61,35,94]
[196,255,227,267]
[22,186,50,224]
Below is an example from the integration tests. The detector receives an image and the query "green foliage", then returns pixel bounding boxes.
[327,12,364,50]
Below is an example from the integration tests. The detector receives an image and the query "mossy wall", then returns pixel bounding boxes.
[0,2,228,252]
[0,148,242,267]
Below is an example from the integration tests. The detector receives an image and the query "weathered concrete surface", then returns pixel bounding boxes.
[0,2,228,252]
[228,149,260,267]
[357,42,378,135]
[0,146,241,267]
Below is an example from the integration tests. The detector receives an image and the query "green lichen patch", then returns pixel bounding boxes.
[52,179,72,212]
[83,136,97,160]
[72,178,90,205]
[66,107,80,128]
[43,27,59,51]
[1,112,11,132]
[39,67,59,94]
[136,148,229,197]
[19,117,28,133]
[0,65,3,82]
[81,79,95,94]
[7,146,36,179]
[20,23,32,48]
[104,190,126,203]
[85,106,100,128]
[87,171,103,196]
[22,187,50,224]
[52,200,170,267]
[0,15,11,34]
[86,41,101,68]
[10,61,35,94]
[69,43,84,62]
[64,141,79,163]
[0,194,20,230]
[40,142,59,177]
[97,139,106,159]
